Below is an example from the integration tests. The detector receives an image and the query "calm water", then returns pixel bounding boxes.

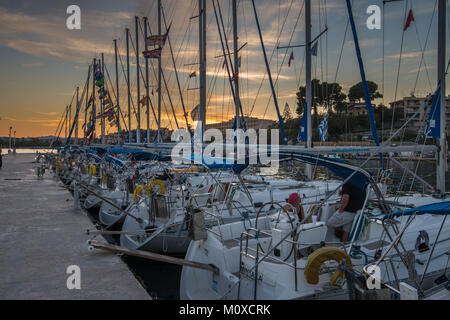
[1,148,53,155]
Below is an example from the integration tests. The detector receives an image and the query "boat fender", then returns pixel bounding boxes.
[89,165,96,176]
[304,247,352,287]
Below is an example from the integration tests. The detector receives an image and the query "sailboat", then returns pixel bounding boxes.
[179,0,449,300]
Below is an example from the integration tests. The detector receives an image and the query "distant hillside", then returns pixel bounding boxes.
[0,136,63,147]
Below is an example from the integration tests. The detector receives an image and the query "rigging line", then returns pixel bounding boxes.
[103,62,128,132]
[261,0,305,120]
[412,0,437,94]
[144,19,178,131]
[117,42,137,119]
[248,0,296,118]
[382,1,385,142]
[128,25,159,129]
[390,0,409,137]
[216,0,246,127]
[161,4,189,130]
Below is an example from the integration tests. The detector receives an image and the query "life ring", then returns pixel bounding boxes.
[149,179,165,195]
[304,247,352,287]
[133,185,150,202]
[89,165,97,176]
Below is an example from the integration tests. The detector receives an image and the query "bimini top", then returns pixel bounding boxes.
[383,201,450,220]
[107,147,143,154]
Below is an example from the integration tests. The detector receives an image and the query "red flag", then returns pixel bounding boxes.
[231,72,239,82]
[403,9,414,31]
[189,71,197,78]
[288,51,294,67]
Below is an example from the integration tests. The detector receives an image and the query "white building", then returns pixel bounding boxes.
[389,94,450,131]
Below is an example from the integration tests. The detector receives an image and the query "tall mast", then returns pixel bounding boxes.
[84,65,90,141]
[305,0,312,179]
[157,0,163,142]
[232,0,240,129]
[144,17,151,144]
[135,16,141,144]
[199,0,207,132]
[8,126,12,151]
[101,53,105,144]
[75,86,79,144]
[92,58,96,141]
[126,28,132,143]
[438,0,447,196]
[69,102,72,141]
[65,105,68,139]
[114,39,121,145]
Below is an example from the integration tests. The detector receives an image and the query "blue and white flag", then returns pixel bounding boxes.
[297,108,308,143]
[424,83,441,139]
[318,115,328,142]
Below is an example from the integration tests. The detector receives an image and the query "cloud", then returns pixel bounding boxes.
[0,7,131,63]
[34,111,58,116]
[22,62,43,67]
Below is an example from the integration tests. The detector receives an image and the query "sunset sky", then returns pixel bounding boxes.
[0,0,448,138]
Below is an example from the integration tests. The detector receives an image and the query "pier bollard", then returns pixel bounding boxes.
[74,181,80,209]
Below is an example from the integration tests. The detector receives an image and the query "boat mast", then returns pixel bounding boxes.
[68,101,72,141]
[135,16,141,144]
[305,0,312,179]
[199,0,207,134]
[101,53,105,144]
[92,58,96,141]
[438,0,447,196]
[232,0,241,130]
[251,0,288,145]
[158,0,163,143]
[144,17,151,144]
[84,64,90,141]
[75,86,79,144]
[126,28,132,143]
[114,39,121,145]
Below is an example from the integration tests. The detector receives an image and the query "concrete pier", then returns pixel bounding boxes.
[0,153,150,300]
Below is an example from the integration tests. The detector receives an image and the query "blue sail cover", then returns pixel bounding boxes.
[131,151,171,162]
[105,155,126,168]
[107,147,143,154]
[279,152,372,189]
[85,153,102,163]
[208,150,372,189]
[383,201,450,220]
